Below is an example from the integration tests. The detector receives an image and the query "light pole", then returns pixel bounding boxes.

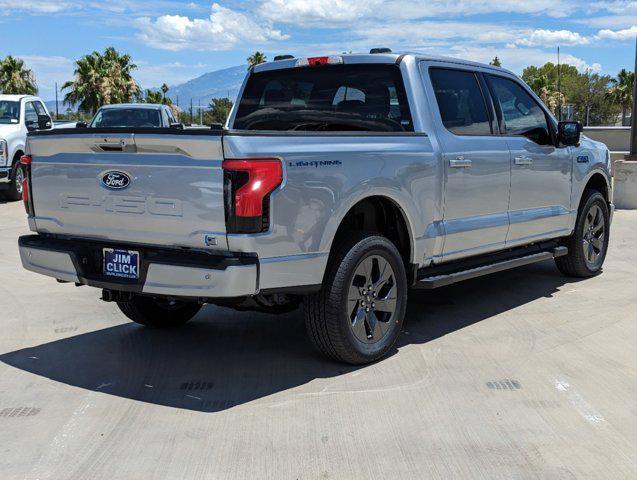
[616,36,637,209]
[630,36,637,158]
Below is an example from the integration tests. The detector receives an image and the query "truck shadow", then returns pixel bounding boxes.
[1,261,586,413]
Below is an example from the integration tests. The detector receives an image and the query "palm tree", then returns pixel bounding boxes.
[606,69,634,126]
[247,51,267,69]
[143,89,163,104]
[62,53,103,115]
[161,83,169,103]
[0,56,37,95]
[63,47,140,115]
[489,56,502,67]
[101,47,140,104]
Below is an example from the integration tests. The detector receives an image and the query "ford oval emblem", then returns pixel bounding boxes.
[101,171,131,190]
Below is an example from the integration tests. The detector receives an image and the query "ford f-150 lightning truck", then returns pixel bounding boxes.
[18,52,613,364]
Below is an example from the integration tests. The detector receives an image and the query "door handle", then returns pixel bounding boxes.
[514,156,533,166]
[449,156,472,168]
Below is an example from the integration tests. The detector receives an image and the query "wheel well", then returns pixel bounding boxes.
[12,150,24,165]
[331,196,412,267]
[10,150,24,178]
[584,173,609,203]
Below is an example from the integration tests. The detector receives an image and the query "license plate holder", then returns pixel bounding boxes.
[103,248,140,280]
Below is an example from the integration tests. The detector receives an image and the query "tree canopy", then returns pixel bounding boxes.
[522,62,624,125]
[62,47,140,115]
[0,56,37,95]
[247,52,267,69]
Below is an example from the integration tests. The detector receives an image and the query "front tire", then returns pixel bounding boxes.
[117,295,202,328]
[5,161,24,201]
[304,232,408,364]
[556,190,610,278]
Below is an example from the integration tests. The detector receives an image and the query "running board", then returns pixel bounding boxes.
[415,246,568,289]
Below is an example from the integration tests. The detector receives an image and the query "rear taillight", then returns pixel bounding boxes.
[20,155,34,216]
[223,158,282,234]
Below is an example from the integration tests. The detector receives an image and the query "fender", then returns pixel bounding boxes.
[318,189,419,264]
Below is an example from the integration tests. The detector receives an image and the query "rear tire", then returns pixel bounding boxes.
[117,295,202,328]
[6,161,24,202]
[555,190,610,278]
[304,232,408,365]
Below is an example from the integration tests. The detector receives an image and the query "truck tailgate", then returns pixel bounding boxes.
[27,131,228,250]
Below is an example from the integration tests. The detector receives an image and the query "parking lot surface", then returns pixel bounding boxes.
[0,200,636,479]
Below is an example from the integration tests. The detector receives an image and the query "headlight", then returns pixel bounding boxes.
[0,140,7,166]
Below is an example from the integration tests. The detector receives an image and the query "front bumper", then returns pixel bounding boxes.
[19,235,258,299]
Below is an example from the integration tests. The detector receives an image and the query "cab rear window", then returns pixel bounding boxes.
[233,64,414,132]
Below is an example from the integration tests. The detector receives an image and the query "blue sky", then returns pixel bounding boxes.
[1,0,636,101]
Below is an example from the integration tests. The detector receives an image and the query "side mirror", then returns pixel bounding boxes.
[76,121,88,128]
[558,121,582,147]
[38,114,52,130]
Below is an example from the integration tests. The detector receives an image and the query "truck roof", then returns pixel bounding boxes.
[98,103,165,110]
[0,94,39,102]
[254,52,515,76]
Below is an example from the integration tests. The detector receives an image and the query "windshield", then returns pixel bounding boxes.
[233,64,414,132]
[90,108,162,128]
[0,101,20,124]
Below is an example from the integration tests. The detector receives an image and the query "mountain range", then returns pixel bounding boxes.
[165,65,247,110]
[45,64,248,114]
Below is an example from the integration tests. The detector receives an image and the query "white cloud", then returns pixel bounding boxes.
[515,29,591,47]
[258,0,578,23]
[597,25,637,40]
[136,3,289,51]
[351,20,522,47]
[260,0,381,25]
[0,0,75,13]
[591,1,637,14]
[447,45,602,75]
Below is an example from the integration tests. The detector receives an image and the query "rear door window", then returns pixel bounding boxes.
[233,64,413,132]
[90,108,162,128]
[429,68,492,136]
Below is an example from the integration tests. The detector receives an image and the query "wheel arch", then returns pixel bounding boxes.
[323,194,416,272]
[12,148,24,164]
[581,171,611,205]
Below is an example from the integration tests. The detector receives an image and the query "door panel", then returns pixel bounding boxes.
[486,74,572,245]
[506,138,573,245]
[426,67,511,261]
[441,140,512,259]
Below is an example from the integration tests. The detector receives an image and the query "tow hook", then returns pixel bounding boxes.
[101,289,134,303]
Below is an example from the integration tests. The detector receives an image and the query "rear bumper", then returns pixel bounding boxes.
[18,235,258,299]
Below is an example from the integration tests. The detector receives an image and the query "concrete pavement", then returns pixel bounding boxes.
[0,200,636,479]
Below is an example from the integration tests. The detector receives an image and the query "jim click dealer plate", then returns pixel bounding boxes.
[103,248,140,280]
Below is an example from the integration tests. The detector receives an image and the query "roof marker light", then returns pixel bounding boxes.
[295,56,343,68]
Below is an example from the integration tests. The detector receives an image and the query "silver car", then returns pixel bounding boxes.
[19,51,613,364]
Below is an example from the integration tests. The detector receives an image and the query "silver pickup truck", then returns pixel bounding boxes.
[19,51,613,364]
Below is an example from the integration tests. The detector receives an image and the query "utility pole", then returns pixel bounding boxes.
[176,95,179,122]
[630,35,637,157]
[190,99,193,125]
[557,46,562,122]
[616,35,637,209]
[54,82,59,119]
[199,99,202,125]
